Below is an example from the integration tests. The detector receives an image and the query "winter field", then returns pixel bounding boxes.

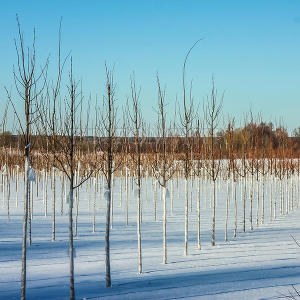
[1,170,300,300]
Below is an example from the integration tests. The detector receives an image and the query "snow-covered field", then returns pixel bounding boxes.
[1,174,300,299]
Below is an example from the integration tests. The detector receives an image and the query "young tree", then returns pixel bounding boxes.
[180,41,199,255]
[236,118,250,233]
[204,78,222,246]
[127,74,144,273]
[96,66,121,287]
[38,56,94,299]
[152,75,175,264]
[6,16,48,300]
[193,119,204,249]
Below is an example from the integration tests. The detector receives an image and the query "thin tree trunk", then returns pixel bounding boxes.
[61,173,64,215]
[286,179,289,214]
[184,178,189,255]
[225,179,229,241]
[21,157,29,300]
[256,178,259,227]
[250,175,253,230]
[30,181,33,220]
[105,183,112,287]
[137,185,142,272]
[212,180,216,246]
[44,171,48,217]
[197,177,201,250]
[125,168,129,226]
[68,182,75,300]
[75,166,80,236]
[52,167,56,241]
[93,178,96,233]
[280,179,283,216]
[243,176,246,232]
[16,167,19,208]
[7,176,10,222]
[270,176,273,221]
[163,186,167,263]
[190,176,193,212]
[261,177,265,224]
[119,176,122,207]
[274,178,277,219]
[171,179,174,216]
[153,179,157,221]
[28,180,31,246]
[110,175,114,229]
[233,179,237,238]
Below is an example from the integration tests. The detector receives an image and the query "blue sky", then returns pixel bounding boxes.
[1,0,300,133]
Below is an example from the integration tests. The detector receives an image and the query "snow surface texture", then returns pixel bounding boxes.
[1,173,300,299]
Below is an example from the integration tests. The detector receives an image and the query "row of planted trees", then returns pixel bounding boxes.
[0,122,299,299]
[1,19,300,300]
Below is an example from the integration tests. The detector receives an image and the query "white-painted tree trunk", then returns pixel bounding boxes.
[21,157,30,300]
[274,178,277,219]
[286,179,289,214]
[110,175,114,229]
[30,181,33,220]
[153,179,157,221]
[125,168,129,226]
[52,167,56,241]
[243,176,246,232]
[261,177,265,224]
[211,180,216,246]
[280,179,283,216]
[163,186,167,264]
[74,165,80,237]
[93,177,96,233]
[7,173,10,222]
[119,176,123,207]
[233,179,237,238]
[145,175,148,203]
[190,176,193,212]
[171,179,174,216]
[87,177,91,213]
[204,177,207,209]
[16,166,19,208]
[137,187,142,273]
[256,178,259,227]
[2,170,5,208]
[250,175,253,231]
[45,171,48,217]
[269,176,273,221]
[225,179,229,241]
[36,171,39,198]
[68,181,75,299]
[197,177,201,250]
[61,173,64,215]
[28,180,32,246]
[184,178,189,255]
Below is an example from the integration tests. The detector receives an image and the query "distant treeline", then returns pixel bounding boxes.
[1,122,300,159]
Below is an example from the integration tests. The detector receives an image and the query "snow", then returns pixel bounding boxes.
[1,173,300,299]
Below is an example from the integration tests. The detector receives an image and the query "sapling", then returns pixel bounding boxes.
[204,78,223,246]
[151,75,175,264]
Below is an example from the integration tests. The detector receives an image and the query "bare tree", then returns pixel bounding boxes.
[236,117,250,233]
[127,74,144,273]
[180,40,200,256]
[6,16,48,300]
[204,78,223,246]
[151,75,175,264]
[38,56,94,299]
[96,65,121,287]
[193,119,204,249]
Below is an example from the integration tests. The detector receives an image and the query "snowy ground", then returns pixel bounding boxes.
[1,174,300,299]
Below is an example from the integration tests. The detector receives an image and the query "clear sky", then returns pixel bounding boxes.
[1,0,300,133]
